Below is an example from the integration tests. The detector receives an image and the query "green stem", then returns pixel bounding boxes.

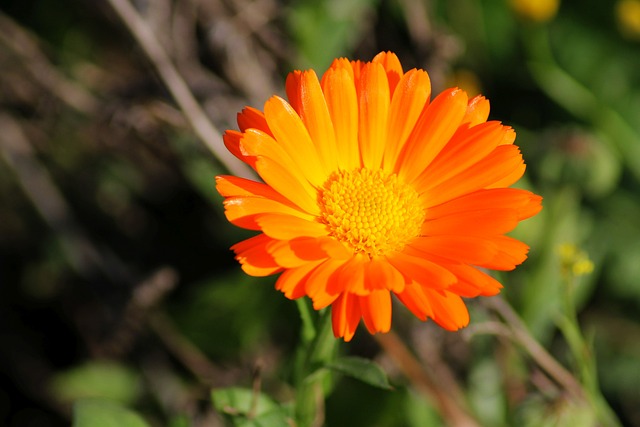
[557,271,621,427]
[293,303,340,427]
[296,298,317,345]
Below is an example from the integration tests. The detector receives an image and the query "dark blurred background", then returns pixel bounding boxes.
[1,0,639,426]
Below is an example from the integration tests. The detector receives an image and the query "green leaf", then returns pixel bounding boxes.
[211,387,291,424]
[169,415,191,427]
[327,356,392,390]
[51,361,140,404]
[236,409,293,427]
[73,398,149,427]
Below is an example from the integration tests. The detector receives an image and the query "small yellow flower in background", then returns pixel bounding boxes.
[557,243,577,261]
[572,259,594,276]
[509,0,560,23]
[217,52,542,341]
[616,0,640,40]
[557,243,594,277]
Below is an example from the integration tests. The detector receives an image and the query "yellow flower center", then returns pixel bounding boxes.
[318,168,425,257]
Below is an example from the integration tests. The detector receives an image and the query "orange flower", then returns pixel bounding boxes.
[216,52,542,341]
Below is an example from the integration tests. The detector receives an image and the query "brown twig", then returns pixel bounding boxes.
[0,11,99,113]
[464,321,562,397]
[148,311,222,386]
[196,0,279,103]
[396,0,462,91]
[225,0,292,64]
[0,113,130,283]
[411,327,470,409]
[105,0,254,179]
[100,267,180,357]
[375,331,480,427]
[482,297,586,400]
[248,360,263,420]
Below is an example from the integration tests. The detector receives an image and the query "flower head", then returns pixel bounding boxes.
[216,52,542,341]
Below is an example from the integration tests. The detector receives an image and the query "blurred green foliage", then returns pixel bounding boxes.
[1,0,640,426]
[211,387,292,426]
[51,362,141,405]
[73,399,150,427]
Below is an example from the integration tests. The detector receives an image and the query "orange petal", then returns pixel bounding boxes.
[414,121,508,191]
[421,208,519,237]
[275,260,324,299]
[263,96,328,185]
[256,214,328,239]
[216,175,291,202]
[383,69,431,174]
[239,128,294,161]
[266,237,339,269]
[487,163,526,189]
[395,281,434,321]
[317,237,352,259]
[372,51,403,95]
[238,106,272,135]
[321,66,361,170]
[462,95,490,126]
[358,62,390,170]
[329,253,369,296]
[424,188,543,221]
[445,264,503,297]
[397,88,469,183]
[238,129,320,209]
[481,236,530,270]
[331,292,361,341]
[498,126,516,145]
[409,236,498,265]
[359,290,392,334]
[423,144,524,207]
[287,70,339,172]
[224,197,314,230]
[285,70,303,113]
[326,57,355,80]
[223,130,257,169]
[231,234,282,276]
[424,289,470,330]
[517,192,543,220]
[366,257,406,293]
[350,60,364,90]
[306,259,345,309]
[387,251,457,290]
[253,156,319,215]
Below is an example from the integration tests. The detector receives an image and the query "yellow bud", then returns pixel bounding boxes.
[556,243,594,278]
[557,243,577,263]
[509,0,560,23]
[616,0,640,40]
[573,259,595,277]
